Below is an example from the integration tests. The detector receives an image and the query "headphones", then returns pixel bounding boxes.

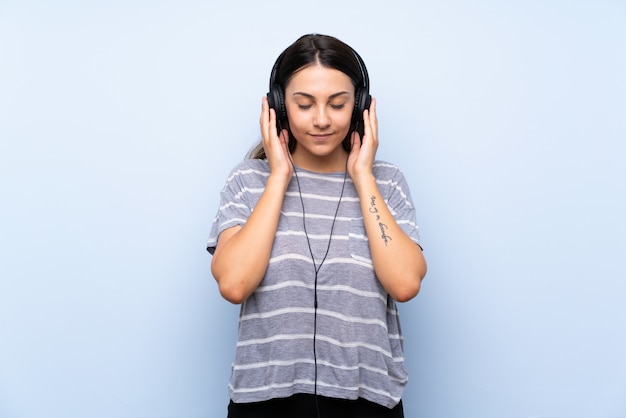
[266,39,372,138]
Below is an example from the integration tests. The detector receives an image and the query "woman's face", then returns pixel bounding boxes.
[284,63,355,170]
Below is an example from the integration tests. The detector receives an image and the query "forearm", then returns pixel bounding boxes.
[211,176,288,304]
[355,175,427,302]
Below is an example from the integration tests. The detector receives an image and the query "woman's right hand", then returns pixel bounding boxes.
[260,97,293,181]
[212,98,294,304]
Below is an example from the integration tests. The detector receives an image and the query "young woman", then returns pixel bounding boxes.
[207,34,426,418]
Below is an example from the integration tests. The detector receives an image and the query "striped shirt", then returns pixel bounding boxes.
[206,158,421,409]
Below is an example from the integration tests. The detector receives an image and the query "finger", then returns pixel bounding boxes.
[260,97,270,140]
[369,98,378,136]
[363,99,378,147]
[362,108,371,142]
[350,130,361,152]
[264,110,279,149]
[268,107,277,139]
[261,98,280,139]
[279,129,289,145]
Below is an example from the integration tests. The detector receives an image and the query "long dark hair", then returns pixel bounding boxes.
[247,34,368,159]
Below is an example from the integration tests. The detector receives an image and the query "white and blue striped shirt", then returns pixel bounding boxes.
[207,158,421,409]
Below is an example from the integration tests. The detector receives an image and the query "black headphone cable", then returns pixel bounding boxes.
[290,156,348,418]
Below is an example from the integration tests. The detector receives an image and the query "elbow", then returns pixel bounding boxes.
[218,282,249,305]
[390,263,426,303]
[390,246,427,302]
[391,279,421,303]
[212,261,250,305]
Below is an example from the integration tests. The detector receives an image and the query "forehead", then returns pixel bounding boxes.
[285,64,354,96]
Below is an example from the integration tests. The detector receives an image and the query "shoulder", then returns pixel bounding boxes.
[224,159,270,183]
[371,160,415,202]
[372,160,406,180]
[229,158,270,174]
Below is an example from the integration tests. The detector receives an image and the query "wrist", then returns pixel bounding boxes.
[266,172,292,192]
[351,172,376,192]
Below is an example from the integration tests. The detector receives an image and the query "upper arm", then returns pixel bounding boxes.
[211,225,242,261]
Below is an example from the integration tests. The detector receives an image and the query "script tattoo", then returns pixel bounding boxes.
[369,195,392,246]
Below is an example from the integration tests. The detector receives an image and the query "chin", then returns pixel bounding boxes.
[309,143,345,155]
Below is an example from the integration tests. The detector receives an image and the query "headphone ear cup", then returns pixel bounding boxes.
[276,85,287,122]
[352,88,372,135]
[353,88,362,124]
[267,84,287,135]
[363,91,372,113]
[354,88,373,120]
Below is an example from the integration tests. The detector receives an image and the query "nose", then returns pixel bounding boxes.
[313,107,330,129]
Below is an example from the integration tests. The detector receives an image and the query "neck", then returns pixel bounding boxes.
[290,149,349,173]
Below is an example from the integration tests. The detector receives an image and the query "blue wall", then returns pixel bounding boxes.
[1,1,624,417]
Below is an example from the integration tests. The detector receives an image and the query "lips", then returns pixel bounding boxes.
[310,133,333,140]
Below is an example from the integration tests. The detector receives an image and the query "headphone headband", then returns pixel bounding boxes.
[266,35,372,141]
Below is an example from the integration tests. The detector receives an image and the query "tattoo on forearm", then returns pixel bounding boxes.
[369,195,392,246]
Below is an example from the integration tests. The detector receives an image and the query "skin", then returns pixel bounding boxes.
[211,63,427,304]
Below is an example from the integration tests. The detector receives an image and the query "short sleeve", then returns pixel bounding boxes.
[385,166,422,249]
[206,164,254,255]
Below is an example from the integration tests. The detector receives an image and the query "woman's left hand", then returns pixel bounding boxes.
[347,98,378,184]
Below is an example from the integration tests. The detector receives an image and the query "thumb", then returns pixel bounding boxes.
[279,129,289,144]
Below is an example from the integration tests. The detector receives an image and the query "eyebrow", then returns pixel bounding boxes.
[291,91,351,99]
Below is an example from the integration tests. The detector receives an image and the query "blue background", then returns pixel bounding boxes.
[1,1,625,417]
